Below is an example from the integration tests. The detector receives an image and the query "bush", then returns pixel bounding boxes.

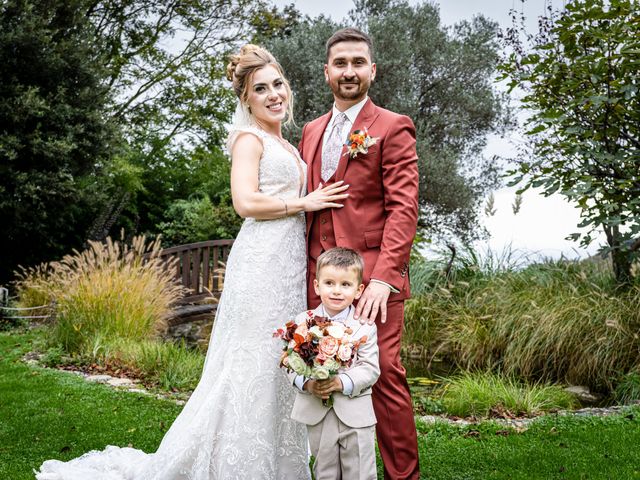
[615,371,640,405]
[15,235,185,354]
[157,194,241,246]
[405,250,640,391]
[441,371,576,418]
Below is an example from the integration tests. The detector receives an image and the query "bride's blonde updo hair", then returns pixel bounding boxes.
[226,44,294,124]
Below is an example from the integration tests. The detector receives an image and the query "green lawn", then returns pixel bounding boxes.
[0,329,182,479]
[2,328,640,479]
[415,415,640,479]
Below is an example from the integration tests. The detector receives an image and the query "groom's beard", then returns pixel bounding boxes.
[335,81,367,101]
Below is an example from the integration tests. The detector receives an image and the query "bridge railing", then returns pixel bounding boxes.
[157,239,234,303]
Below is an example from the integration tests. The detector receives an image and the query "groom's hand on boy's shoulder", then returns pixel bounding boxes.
[355,282,391,325]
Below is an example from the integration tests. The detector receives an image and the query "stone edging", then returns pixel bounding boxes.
[418,404,638,431]
[23,354,189,405]
[24,353,639,425]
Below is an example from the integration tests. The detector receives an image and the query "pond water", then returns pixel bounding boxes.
[403,355,454,380]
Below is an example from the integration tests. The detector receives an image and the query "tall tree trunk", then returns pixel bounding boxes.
[603,224,632,285]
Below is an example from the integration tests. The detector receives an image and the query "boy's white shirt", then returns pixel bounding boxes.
[287,303,380,428]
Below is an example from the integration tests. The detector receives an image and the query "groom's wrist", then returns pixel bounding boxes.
[370,278,399,293]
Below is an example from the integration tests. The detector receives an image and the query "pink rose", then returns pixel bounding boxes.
[319,336,339,357]
[337,344,353,362]
[316,351,327,363]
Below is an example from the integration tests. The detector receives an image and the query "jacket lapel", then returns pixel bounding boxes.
[344,309,368,340]
[334,98,381,181]
[306,111,332,192]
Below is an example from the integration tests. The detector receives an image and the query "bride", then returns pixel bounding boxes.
[36,44,348,479]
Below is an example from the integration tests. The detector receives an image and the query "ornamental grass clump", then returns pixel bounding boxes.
[96,338,205,391]
[614,371,640,405]
[15,235,185,355]
[441,371,576,418]
[405,249,640,392]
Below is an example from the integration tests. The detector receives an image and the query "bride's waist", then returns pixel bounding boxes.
[240,213,305,231]
[244,211,304,223]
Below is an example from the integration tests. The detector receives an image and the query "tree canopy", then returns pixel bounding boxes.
[1,0,517,281]
[499,0,640,283]
[0,0,256,281]
[0,0,117,283]
[262,0,512,243]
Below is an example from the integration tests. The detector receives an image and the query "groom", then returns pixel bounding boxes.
[299,28,420,479]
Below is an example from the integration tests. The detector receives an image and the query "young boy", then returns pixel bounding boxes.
[289,247,380,480]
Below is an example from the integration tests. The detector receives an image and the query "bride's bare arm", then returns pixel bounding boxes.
[230,133,349,219]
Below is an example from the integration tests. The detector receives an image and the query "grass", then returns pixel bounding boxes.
[412,410,640,479]
[3,328,640,479]
[0,329,183,479]
[32,333,205,392]
[440,371,576,418]
[405,249,640,392]
[98,338,205,391]
[615,370,640,404]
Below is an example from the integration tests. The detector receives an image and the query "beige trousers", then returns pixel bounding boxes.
[307,409,377,480]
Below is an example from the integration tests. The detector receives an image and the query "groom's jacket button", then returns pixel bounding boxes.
[321,218,327,224]
[322,235,327,241]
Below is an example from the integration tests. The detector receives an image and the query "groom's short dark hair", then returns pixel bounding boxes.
[316,247,365,284]
[326,27,374,61]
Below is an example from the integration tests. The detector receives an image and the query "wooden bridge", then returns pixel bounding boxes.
[0,240,235,335]
[158,239,234,303]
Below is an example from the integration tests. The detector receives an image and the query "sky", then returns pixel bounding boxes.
[269,0,603,261]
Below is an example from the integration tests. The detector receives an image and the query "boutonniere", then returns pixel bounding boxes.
[344,128,378,159]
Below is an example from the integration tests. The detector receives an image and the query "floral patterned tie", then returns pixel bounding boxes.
[321,112,348,181]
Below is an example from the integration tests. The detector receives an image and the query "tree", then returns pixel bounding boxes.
[83,0,261,239]
[499,0,640,283]
[0,0,117,283]
[262,0,512,242]
[1,0,261,282]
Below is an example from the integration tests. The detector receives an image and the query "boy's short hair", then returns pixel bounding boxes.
[316,248,364,284]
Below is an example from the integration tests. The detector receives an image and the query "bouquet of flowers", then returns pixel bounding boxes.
[274,310,368,406]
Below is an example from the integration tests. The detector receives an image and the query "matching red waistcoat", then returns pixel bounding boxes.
[308,143,338,260]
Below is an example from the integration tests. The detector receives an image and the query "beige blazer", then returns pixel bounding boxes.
[289,305,380,429]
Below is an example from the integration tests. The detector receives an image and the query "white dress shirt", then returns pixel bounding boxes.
[321,96,369,157]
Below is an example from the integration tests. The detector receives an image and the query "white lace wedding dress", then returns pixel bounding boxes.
[36,125,311,479]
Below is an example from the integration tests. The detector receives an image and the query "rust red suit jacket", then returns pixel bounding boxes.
[299,98,419,300]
